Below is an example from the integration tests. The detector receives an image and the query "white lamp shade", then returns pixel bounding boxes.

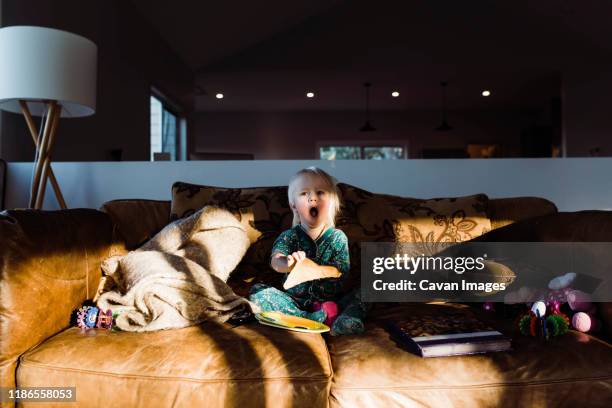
[0,26,97,117]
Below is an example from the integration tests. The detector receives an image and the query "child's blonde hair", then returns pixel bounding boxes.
[288,167,341,227]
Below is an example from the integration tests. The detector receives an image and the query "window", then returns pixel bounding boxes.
[320,146,361,160]
[150,92,185,161]
[319,144,406,160]
[363,146,404,160]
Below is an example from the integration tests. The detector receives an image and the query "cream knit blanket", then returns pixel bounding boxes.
[96,206,259,332]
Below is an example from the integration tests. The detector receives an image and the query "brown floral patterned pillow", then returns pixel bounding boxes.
[171,182,293,296]
[335,183,492,289]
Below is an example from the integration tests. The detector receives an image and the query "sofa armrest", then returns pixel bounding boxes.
[0,209,114,397]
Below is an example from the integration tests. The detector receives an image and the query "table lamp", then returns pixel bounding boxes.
[0,26,97,209]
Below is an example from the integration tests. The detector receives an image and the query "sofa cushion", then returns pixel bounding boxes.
[170,182,293,296]
[488,197,558,230]
[17,323,332,408]
[100,199,171,250]
[475,210,612,243]
[327,303,612,408]
[335,184,492,289]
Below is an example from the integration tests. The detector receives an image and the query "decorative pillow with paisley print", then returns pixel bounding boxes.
[335,183,492,289]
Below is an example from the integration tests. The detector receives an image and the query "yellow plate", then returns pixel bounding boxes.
[255,311,330,333]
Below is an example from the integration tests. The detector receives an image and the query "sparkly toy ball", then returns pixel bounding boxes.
[518,311,569,338]
[572,312,592,332]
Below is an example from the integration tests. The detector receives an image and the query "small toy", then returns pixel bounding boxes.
[531,301,546,318]
[571,311,601,333]
[511,271,602,335]
[567,290,593,312]
[546,314,570,337]
[545,272,576,307]
[572,312,591,332]
[548,299,562,314]
[76,306,113,330]
[518,311,569,339]
[547,274,601,333]
[548,272,576,290]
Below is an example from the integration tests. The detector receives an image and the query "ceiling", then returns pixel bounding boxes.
[131,0,611,112]
[129,0,341,69]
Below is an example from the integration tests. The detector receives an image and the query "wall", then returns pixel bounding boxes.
[563,66,612,157]
[193,110,532,159]
[0,0,2,159]
[5,159,612,212]
[0,0,194,162]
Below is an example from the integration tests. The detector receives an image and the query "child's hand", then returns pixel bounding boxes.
[287,251,306,269]
[271,251,306,273]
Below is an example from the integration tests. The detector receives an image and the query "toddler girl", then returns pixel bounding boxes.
[249,167,367,335]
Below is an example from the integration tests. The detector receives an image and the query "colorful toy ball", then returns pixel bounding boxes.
[572,312,592,332]
[519,311,569,338]
[76,306,113,330]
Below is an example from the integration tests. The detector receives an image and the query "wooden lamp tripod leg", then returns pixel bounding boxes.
[35,106,61,209]
[28,102,55,208]
[19,101,67,209]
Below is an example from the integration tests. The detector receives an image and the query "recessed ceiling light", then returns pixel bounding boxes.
[306,92,315,98]
[481,90,491,97]
[215,93,224,99]
[391,91,400,97]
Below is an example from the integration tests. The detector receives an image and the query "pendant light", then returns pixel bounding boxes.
[436,81,453,131]
[360,82,376,132]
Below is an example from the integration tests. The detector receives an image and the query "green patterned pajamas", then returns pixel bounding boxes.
[249,225,367,335]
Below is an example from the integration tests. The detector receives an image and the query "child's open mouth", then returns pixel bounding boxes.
[309,207,319,218]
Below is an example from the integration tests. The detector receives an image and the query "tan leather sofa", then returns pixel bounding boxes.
[1,194,611,408]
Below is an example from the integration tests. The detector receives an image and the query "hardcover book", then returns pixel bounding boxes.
[386,311,511,358]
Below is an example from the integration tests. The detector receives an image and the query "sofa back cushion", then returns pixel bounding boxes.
[100,199,171,250]
[488,197,558,229]
[171,181,493,294]
[99,195,557,253]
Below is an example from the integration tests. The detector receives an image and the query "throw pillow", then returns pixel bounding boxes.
[336,183,492,289]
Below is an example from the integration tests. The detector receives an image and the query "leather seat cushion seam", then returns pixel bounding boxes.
[19,360,333,384]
